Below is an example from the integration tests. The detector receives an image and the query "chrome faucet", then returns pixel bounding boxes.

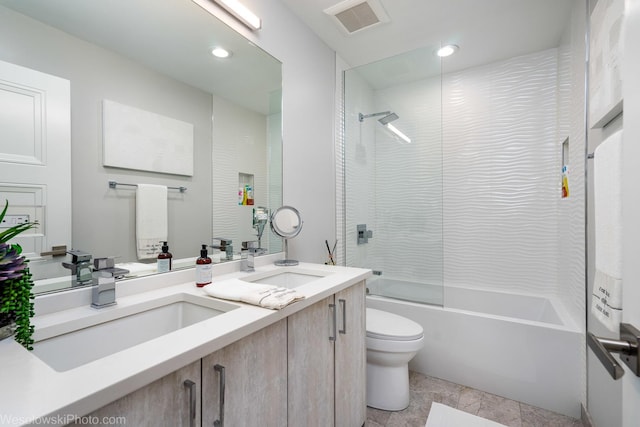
[91,257,117,308]
[62,250,93,285]
[91,271,116,308]
[212,238,233,261]
[241,241,266,272]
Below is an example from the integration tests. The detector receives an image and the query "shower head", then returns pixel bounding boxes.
[358,111,398,123]
[378,112,399,125]
[358,110,411,143]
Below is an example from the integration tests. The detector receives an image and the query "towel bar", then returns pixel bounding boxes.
[108,180,187,193]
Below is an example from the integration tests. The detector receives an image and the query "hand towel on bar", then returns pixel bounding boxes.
[203,278,305,310]
[136,184,168,259]
[591,129,623,332]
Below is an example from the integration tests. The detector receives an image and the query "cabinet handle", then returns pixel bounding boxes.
[213,364,226,427]
[183,379,196,427]
[338,298,347,335]
[329,303,337,341]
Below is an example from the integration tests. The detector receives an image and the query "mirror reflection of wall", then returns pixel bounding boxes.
[0,1,282,293]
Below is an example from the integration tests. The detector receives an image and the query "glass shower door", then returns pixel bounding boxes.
[342,46,444,306]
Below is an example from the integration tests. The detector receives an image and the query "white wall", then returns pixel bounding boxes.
[557,0,588,409]
[558,0,587,332]
[215,0,337,264]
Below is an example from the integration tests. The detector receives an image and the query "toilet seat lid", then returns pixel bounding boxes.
[366,308,423,341]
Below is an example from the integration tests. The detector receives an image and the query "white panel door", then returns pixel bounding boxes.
[0,59,71,259]
[620,0,640,424]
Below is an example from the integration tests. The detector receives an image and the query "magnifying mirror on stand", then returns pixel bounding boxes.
[270,206,303,266]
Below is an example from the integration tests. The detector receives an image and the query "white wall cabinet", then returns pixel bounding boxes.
[288,281,366,427]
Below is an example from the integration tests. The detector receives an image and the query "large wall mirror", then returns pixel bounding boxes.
[0,0,282,293]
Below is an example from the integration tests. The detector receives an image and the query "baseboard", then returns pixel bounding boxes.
[581,403,595,427]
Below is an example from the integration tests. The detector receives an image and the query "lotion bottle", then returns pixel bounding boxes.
[157,241,173,273]
[195,244,212,287]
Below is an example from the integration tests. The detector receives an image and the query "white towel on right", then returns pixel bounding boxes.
[591,129,623,332]
[136,184,168,259]
[203,278,305,310]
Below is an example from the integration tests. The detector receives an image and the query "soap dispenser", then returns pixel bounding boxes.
[157,241,173,273]
[195,244,212,287]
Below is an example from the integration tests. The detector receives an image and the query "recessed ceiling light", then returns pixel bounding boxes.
[211,47,232,58]
[436,44,459,57]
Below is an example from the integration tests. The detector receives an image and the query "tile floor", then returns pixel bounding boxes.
[366,371,584,427]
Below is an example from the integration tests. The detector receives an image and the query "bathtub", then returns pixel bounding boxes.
[366,278,583,418]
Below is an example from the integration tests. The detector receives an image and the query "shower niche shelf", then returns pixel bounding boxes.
[238,172,254,206]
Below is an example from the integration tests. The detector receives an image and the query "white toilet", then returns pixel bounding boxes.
[366,308,424,411]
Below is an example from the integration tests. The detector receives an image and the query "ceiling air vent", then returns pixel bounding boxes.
[324,0,390,35]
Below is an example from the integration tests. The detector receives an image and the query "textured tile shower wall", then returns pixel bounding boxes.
[441,49,561,295]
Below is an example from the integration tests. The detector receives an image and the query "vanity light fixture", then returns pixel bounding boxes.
[211,47,232,58]
[436,44,459,57]
[193,0,262,30]
[385,123,412,143]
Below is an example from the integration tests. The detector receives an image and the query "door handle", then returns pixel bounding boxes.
[40,245,68,257]
[587,323,640,380]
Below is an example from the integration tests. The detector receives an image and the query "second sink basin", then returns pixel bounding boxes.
[241,267,333,288]
[32,293,237,372]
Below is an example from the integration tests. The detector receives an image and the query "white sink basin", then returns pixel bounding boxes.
[32,293,237,372]
[241,267,332,288]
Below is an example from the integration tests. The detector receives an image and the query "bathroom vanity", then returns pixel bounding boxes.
[0,256,370,427]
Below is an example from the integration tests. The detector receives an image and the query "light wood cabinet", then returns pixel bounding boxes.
[79,360,201,427]
[334,282,366,427]
[287,295,335,425]
[202,319,288,427]
[76,281,365,427]
[288,281,366,427]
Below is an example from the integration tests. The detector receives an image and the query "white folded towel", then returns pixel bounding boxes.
[203,278,305,310]
[591,130,623,332]
[136,184,168,259]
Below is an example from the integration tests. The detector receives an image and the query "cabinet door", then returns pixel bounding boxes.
[335,281,366,427]
[202,319,287,427]
[78,360,201,427]
[288,295,335,426]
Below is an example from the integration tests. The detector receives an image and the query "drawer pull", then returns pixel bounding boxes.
[213,364,226,426]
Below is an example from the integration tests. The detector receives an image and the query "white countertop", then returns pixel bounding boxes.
[0,258,371,427]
